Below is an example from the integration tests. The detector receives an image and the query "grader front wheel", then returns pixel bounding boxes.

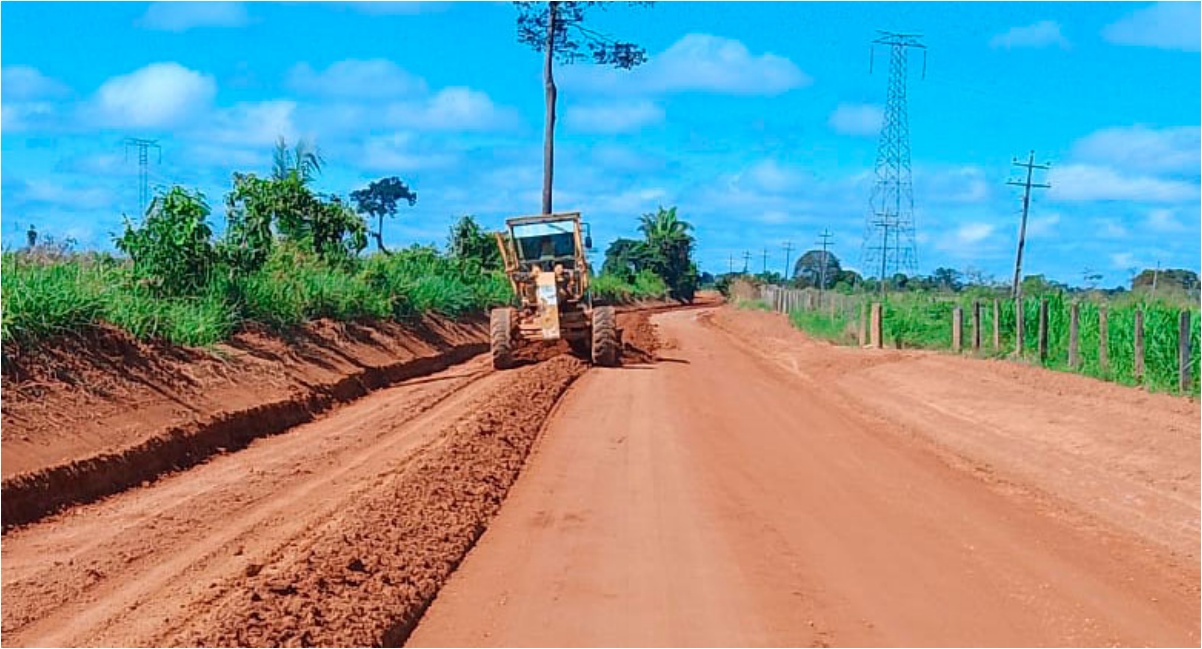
[591,306,621,367]
[490,307,515,370]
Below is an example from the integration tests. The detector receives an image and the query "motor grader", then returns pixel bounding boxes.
[490,211,620,370]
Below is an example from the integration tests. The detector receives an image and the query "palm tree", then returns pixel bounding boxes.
[272,136,325,184]
[639,206,694,263]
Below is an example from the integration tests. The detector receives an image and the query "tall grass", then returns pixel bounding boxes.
[1,245,514,348]
[591,269,668,304]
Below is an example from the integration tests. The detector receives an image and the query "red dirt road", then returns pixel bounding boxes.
[408,308,1200,647]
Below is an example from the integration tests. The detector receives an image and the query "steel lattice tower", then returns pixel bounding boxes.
[124,137,161,216]
[862,31,925,283]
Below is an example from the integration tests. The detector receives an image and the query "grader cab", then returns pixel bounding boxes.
[490,212,620,370]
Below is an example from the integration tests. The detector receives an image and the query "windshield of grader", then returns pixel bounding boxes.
[511,221,577,266]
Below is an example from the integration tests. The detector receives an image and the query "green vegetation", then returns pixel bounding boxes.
[601,205,699,303]
[591,270,669,304]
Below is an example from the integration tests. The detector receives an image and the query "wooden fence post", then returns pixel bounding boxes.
[1134,309,1145,383]
[870,302,882,349]
[1068,302,1080,369]
[952,307,963,352]
[1098,306,1109,372]
[1179,310,1191,393]
[859,302,867,346]
[1038,298,1049,363]
[1015,299,1025,355]
[972,301,982,351]
[992,298,1000,350]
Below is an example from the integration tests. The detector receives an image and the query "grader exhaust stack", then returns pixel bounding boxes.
[491,211,620,370]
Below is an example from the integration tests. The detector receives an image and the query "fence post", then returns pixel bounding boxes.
[972,301,982,351]
[1038,298,1049,363]
[993,298,1000,350]
[1098,306,1109,372]
[859,302,867,346]
[1179,310,1191,393]
[1134,309,1145,383]
[952,307,963,352]
[1015,299,1025,355]
[1068,302,1080,369]
[870,302,883,349]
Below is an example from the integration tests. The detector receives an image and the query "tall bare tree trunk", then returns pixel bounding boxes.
[375,213,389,254]
[541,1,558,215]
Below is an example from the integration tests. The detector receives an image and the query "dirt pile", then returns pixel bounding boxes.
[182,355,587,647]
[2,316,488,530]
[618,311,660,364]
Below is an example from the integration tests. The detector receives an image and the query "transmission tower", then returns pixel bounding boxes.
[862,31,925,288]
[124,137,161,216]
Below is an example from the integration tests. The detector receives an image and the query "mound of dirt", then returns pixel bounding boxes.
[618,311,660,364]
[1,316,488,530]
[183,355,588,647]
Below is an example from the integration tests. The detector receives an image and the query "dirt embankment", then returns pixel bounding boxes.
[1,316,488,530]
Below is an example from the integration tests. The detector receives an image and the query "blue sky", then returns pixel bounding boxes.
[2,1,1199,287]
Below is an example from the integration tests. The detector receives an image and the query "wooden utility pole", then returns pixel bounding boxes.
[817,229,833,307]
[762,248,769,275]
[541,1,558,214]
[782,241,794,283]
[1007,151,1051,300]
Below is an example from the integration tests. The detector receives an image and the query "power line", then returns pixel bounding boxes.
[1007,150,1051,299]
[863,31,924,292]
[124,137,161,216]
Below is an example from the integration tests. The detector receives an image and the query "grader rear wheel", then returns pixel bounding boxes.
[591,306,620,367]
[490,308,515,370]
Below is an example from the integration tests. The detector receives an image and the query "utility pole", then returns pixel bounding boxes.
[124,137,161,216]
[817,229,834,304]
[782,241,794,284]
[728,253,734,275]
[742,250,751,274]
[762,248,769,275]
[1007,150,1051,300]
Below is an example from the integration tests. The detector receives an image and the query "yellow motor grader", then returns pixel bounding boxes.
[491,211,620,370]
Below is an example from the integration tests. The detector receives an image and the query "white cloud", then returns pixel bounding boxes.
[386,87,515,131]
[2,65,70,100]
[361,133,457,172]
[91,62,216,129]
[828,103,882,136]
[1103,2,1201,52]
[990,20,1070,49]
[17,179,115,209]
[738,160,806,194]
[1146,208,1186,232]
[758,210,792,225]
[1027,213,1061,237]
[138,2,250,31]
[564,100,663,134]
[919,165,991,204]
[954,222,995,245]
[1071,125,1200,174]
[1098,218,1129,238]
[1,102,56,132]
[338,2,450,15]
[288,59,426,99]
[563,33,809,96]
[1048,164,1197,202]
[206,101,298,146]
[1110,252,1138,269]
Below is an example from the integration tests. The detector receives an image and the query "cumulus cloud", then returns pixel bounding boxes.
[137,2,250,31]
[1071,125,1200,174]
[206,101,298,146]
[564,100,663,134]
[288,59,427,99]
[2,65,70,100]
[828,103,883,136]
[954,222,995,245]
[990,20,1070,49]
[563,33,809,96]
[91,62,216,129]
[1027,213,1061,237]
[338,2,451,15]
[15,179,116,210]
[1146,208,1186,232]
[737,160,807,194]
[1103,2,1201,52]
[386,87,515,130]
[918,165,991,204]
[361,133,457,172]
[1048,164,1198,202]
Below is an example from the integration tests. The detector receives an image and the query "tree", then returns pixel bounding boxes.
[792,249,841,289]
[601,237,650,281]
[514,2,649,213]
[637,205,696,301]
[272,137,324,185]
[930,267,963,292]
[351,177,418,253]
[1132,268,1198,292]
[448,215,503,270]
[115,186,216,296]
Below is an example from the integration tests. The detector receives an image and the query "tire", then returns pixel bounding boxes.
[490,307,514,370]
[591,306,620,367]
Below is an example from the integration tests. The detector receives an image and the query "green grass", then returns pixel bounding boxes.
[591,269,669,304]
[765,287,1200,396]
[1,245,514,348]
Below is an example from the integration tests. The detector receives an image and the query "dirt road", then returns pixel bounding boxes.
[409,308,1199,647]
[2,305,1197,646]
